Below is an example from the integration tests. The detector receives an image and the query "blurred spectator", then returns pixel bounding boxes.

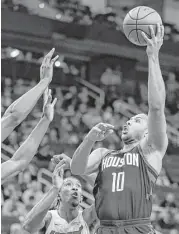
[49,127,60,144]
[160,193,177,209]
[156,168,172,187]
[22,181,44,211]
[2,190,26,217]
[101,67,122,86]
[166,72,179,114]
[7,131,19,151]
[10,223,23,234]
[18,169,33,192]
[158,210,176,230]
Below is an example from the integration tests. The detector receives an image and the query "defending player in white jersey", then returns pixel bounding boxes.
[1,48,58,142]
[23,159,98,234]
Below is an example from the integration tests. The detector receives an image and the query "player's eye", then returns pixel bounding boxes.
[76,184,81,188]
[136,119,140,123]
[65,182,72,187]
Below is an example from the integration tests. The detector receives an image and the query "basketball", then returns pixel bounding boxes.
[123,6,163,46]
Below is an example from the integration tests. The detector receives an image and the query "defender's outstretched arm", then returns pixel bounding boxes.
[1,48,58,142]
[1,90,57,183]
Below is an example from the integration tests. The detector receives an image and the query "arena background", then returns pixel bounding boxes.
[1,0,179,233]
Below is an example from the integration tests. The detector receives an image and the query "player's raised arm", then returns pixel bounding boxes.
[141,24,168,156]
[71,123,114,183]
[23,162,65,234]
[1,48,58,142]
[52,153,98,186]
[1,90,57,183]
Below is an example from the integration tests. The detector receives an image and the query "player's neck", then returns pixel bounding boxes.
[121,140,139,153]
[58,203,79,223]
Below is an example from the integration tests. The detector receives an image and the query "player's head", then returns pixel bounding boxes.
[121,113,148,143]
[58,176,83,208]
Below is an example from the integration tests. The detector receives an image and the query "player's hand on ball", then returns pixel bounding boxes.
[86,123,114,142]
[51,153,71,170]
[52,162,65,190]
[40,48,59,83]
[43,89,57,122]
[141,23,164,57]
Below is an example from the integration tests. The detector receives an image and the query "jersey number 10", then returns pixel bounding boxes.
[112,172,125,192]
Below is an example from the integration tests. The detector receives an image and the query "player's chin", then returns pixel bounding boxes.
[71,199,80,207]
[121,132,130,141]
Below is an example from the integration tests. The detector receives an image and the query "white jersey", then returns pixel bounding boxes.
[46,210,90,234]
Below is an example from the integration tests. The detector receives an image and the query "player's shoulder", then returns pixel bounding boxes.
[92,147,110,160]
[48,209,58,218]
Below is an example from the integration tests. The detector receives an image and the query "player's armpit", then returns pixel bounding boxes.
[147,108,168,156]
[140,136,163,174]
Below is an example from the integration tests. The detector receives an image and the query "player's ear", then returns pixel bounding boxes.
[144,129,148,138]
[54,196,60,209]
[80,195,83,203]
[58,194,62,202]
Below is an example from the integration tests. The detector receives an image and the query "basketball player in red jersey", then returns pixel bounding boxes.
[1,48,58,142]
[1,89,57,183]
[23,160,97,234]
[71,23,168,234]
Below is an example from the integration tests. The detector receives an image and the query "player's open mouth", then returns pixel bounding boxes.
[72,192,78,198]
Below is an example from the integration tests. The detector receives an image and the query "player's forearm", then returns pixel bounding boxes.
[23,186,59,233]
[12,116,50,164]
[1,79,50,142]
[5,79,49,122]
[1,117,50,181]
[148,55,166,110]
[71,137,95,175]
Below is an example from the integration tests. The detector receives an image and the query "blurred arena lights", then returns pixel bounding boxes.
[10,49,20,58]
[39,3,45,9]
[55,60,61,67]
[56,14,62,20]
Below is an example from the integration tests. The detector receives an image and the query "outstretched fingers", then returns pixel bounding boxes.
[47,89,52,104]
[98,123,114,131]
[51,55,59,65]
[141,32,151,44]
[43,48,55,64]
[161,25,165,39]
[52,97,57,107]
[55,163,65,178]
[149,25,155,40]
[156,23,161,38]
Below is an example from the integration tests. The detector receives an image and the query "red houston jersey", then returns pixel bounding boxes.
[93,145,158,220]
